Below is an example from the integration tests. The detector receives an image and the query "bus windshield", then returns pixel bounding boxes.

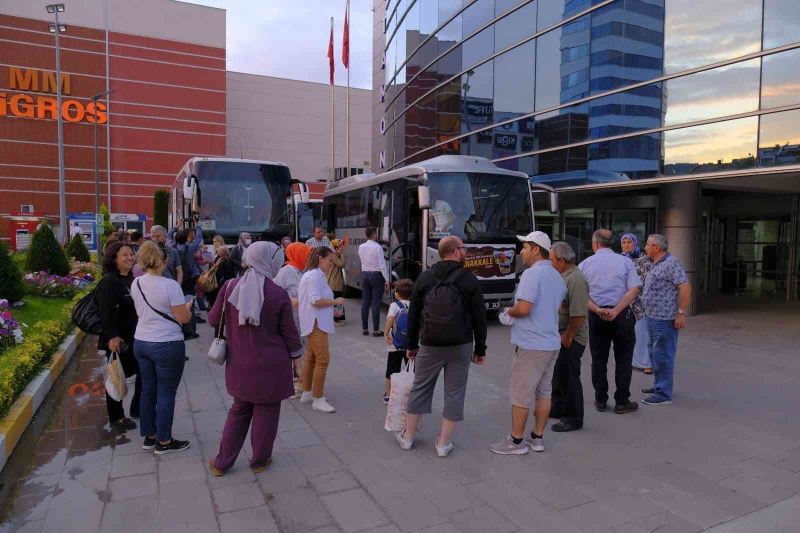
[194,161,291,237]
[427,172,531,243]
[296,202,323,241]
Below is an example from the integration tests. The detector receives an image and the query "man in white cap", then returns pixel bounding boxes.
[490,231,566,455]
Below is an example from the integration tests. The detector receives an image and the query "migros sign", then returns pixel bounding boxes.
[0,67,108,124]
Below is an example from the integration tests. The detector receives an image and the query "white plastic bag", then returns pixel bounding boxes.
[384,360,415,432]
[105,350,128,402]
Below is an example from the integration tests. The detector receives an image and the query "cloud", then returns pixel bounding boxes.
[191,0,373,89]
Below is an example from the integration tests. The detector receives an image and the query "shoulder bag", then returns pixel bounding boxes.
[135,279,182,328]
[207,280,231,365]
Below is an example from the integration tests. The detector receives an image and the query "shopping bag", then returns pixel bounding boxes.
[105,351,128,402]
[384,360,415,432]
[333,304,345,320]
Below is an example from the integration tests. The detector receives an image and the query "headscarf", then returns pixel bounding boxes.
[285,242,311,271]
[280,236,292,249]
[227,241,284,326]
[621,233,641,258]
[237,232,251,248]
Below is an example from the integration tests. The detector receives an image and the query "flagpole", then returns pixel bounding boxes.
[345,0,351,178]
[330,16,335,183]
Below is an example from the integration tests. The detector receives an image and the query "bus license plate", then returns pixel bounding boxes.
[485,301,501,310]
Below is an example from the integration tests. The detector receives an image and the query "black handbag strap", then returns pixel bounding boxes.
[215,280,231,339]
[135,278,182,328]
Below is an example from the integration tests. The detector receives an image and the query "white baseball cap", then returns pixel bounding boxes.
[517,231,552,251]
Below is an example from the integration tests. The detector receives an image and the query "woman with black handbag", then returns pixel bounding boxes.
[97,241,141,431]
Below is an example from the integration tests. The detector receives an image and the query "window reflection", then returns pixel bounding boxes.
[763,0,800,49]
[664,59,760,126]
[664,0,760,73]
[496,0,537,50]
[761,48,800,110]
[758,110,800,168]
[663,117,758,174]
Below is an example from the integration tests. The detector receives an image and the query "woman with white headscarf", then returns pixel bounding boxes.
[208,241,303,476]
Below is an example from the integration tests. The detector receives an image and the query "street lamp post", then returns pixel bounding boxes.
[90,89,114,218]
[46,3,67,244]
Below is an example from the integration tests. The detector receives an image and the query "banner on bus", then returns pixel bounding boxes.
[462,244,516,280]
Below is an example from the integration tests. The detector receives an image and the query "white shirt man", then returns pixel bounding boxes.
[358,227,390,335]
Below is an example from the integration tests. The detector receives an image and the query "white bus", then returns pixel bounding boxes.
[170,157,309,244]
[323,155,557,310]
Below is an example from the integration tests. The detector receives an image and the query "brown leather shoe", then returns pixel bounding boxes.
[250,457,272,473]
[209,459,225,477]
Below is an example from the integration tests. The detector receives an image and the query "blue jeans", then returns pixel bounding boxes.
[646,317,679,401]
[632,318,652,369]
[361,272,385,331]
[134,339,186,442]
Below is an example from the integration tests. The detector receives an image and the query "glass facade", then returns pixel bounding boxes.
[375,0,800,187]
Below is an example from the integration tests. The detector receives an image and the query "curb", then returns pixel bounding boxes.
[0,329,86,474]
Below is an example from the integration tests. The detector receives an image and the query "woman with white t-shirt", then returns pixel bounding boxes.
[131,241,193,455]
[298,247,345,414]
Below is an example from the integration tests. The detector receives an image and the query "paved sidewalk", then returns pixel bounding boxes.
[1,300,799,533]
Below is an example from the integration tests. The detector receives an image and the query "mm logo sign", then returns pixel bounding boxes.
[0,67,107,124]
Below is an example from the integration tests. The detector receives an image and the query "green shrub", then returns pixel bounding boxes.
[0,242,25,303]
[0,287,89,418]
[154,190,169,228]
[11,252,26,272]
[25,224,69,276]
[65,233,91,262]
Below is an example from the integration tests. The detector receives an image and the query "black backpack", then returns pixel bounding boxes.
[422,268,470,346]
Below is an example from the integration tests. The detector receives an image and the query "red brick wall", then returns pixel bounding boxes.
[0,13,226,239]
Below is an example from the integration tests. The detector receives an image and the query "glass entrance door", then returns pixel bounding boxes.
[596,208,655,253]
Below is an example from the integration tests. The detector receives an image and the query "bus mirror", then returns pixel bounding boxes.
[183,177,194,201]
[418,186,430,209]
[549,192,559,214]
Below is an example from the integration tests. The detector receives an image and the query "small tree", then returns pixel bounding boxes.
[154,190,169,228]
[65,233,91,262]
[25,224,70,276]
[99,203,114,253]
[0,242,25,303]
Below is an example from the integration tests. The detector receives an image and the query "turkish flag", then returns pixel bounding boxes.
[342,0,350,69]
[327,19,334,85]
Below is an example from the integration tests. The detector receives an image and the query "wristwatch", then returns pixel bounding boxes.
[677,309,685,315]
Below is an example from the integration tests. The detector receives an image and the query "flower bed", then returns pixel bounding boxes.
[0,300,25,353]
[0,288,90,418]
[23,271,81,298]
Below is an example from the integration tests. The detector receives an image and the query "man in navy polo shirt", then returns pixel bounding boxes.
[641,234,691,405]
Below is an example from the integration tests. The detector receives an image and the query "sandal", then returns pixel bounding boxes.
[209,459,225,477]
[250,457,272,473]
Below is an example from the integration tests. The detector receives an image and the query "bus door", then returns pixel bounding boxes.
[387,182,422,281]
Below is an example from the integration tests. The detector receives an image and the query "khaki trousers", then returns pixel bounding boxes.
[302,324,330,398]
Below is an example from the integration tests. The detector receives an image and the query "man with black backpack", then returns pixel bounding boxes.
[394,236,487,458]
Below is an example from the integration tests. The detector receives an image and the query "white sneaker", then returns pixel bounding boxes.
[312,397,336,413]
[299,391,313,404]
[435,440,454,458]
[524,433,545,452]
[394,430,413,450]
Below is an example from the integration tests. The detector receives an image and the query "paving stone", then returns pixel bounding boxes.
[10,521,44,533]
[212,482,266,513]
[217,505,279,533]
[158,479,217,533]
[158,455,207,482]
[450,505,518,533]
[108,474,157,501]
[310,470,361,494]
[255,455,308,495]
[719,471,796,505]
[560,501,631,532]
[278,428,322,449]
[100,497,158,533]
[732,457,800,491]
[609,511,702,533]
[290,445,345,477]
[41,484,104,533]
[110,453,156,479]
[321,488,389,532]
[269,486,334,533]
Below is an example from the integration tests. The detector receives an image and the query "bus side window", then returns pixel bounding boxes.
[368,186,382,228]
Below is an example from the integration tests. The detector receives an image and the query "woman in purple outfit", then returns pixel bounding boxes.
[208,241,303,475]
